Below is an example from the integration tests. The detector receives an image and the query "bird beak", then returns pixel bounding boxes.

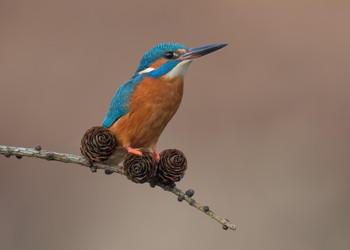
[179,43,228,60]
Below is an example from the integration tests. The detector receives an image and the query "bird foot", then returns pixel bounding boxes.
[152,147,160,162]
[125,146,143,156]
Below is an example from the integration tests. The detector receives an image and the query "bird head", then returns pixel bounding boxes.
[135,42,228,79]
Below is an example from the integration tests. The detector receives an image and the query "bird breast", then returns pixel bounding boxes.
[111,76,184,148]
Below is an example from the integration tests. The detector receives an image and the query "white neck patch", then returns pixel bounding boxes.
[164,60,193,79]
[138,67,155,75]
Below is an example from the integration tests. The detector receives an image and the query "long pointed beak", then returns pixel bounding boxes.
[179,43,228,60]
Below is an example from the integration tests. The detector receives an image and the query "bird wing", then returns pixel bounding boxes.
[102,75,144,128]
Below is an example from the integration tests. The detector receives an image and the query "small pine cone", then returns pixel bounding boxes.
[80,126,117,163]
[124,152,157,184]
[157,149,187,184]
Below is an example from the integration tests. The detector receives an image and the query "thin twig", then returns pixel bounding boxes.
[0,145,236,231]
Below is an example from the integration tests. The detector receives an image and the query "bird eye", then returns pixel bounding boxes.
[164,52,174,59]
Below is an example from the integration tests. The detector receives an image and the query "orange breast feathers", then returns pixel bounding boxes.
[109,76,184,149]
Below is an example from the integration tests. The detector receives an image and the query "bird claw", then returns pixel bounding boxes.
[154,153,160,162]
[125,146,160,161]
[125,146,143,156]
[152,147,160,162]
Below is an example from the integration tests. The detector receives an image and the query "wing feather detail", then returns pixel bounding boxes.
[102,74,144,128]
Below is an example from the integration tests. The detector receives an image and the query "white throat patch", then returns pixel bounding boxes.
[164,60,193,79]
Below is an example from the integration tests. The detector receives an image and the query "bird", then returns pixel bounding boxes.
[102,42,227,163]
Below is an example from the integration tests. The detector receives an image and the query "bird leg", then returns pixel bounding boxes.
[152,146,160,162]
[125,145,143,156]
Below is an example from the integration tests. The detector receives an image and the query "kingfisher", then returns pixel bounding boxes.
[103,42,227,162]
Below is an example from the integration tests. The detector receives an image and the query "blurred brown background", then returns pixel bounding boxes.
[1,0,350,249]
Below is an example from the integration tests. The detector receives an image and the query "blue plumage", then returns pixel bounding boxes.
[102,43,189,128]
[102,74,144,127]
[135,43,188,73]
[147,60,181,78]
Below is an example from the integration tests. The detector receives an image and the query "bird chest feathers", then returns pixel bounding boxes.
[130,76,184,124]
[110,76,184,148]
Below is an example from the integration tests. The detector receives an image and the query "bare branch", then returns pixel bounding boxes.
[0,145,236,231]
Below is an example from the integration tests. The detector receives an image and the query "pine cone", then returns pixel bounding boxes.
[123,152,157,183]
[80,126,117,163]
[157,149,187,184]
